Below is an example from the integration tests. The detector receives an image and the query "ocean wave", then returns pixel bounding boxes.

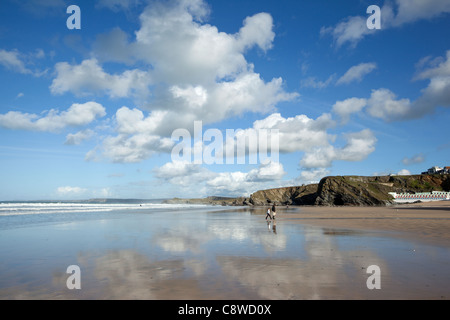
[0,202,210,216]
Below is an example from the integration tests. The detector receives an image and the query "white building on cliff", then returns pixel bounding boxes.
[422,166,450,175]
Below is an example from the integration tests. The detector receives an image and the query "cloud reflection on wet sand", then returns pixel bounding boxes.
[216,227,388,300]
[1,207,449,299]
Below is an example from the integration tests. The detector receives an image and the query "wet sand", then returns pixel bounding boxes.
[279,201,450,247]
[0,203,449,300]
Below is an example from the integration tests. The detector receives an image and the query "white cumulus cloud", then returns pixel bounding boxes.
[154,160,287,197]
[296,168,331,185]
[80,0,298,163]
[0,102,106,133]
[247,112,336,154]
[366,88,412,121]
[89,0,297,123]
[332,97,367,123]
[50,58,152,99]
[300,129,377,169]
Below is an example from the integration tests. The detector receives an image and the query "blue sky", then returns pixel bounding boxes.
[0,0,449,200]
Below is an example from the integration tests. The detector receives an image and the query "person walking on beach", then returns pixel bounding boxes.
[265,207,272,220]
[271,204,276,220]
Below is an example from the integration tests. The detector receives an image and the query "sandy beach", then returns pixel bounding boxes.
[278,201,450,247]
[0,202,449,300]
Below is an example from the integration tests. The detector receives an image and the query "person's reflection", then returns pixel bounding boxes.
[266,220,277,234]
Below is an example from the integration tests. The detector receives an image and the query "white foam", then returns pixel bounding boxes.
[0,202,210,216]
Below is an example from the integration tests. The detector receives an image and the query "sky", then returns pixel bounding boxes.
[0,0,449,201]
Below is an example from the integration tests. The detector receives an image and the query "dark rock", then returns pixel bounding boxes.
[248,174,450,207]
[164,174,449,207]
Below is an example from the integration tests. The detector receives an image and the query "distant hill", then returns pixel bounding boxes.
[165,174,450,207]
[163,196,247,206]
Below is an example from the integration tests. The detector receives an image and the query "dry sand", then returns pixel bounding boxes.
[278,201,450,247]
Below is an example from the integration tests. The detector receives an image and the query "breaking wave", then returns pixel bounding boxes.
[0,201,209,216]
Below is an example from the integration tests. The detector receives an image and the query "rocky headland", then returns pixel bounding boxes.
[164,174,450,207]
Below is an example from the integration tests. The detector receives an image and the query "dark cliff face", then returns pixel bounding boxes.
[313,176,394,206]
[248,175,450,207]
[164,175,449,207]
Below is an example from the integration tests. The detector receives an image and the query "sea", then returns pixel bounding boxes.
[0,200,449,300]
